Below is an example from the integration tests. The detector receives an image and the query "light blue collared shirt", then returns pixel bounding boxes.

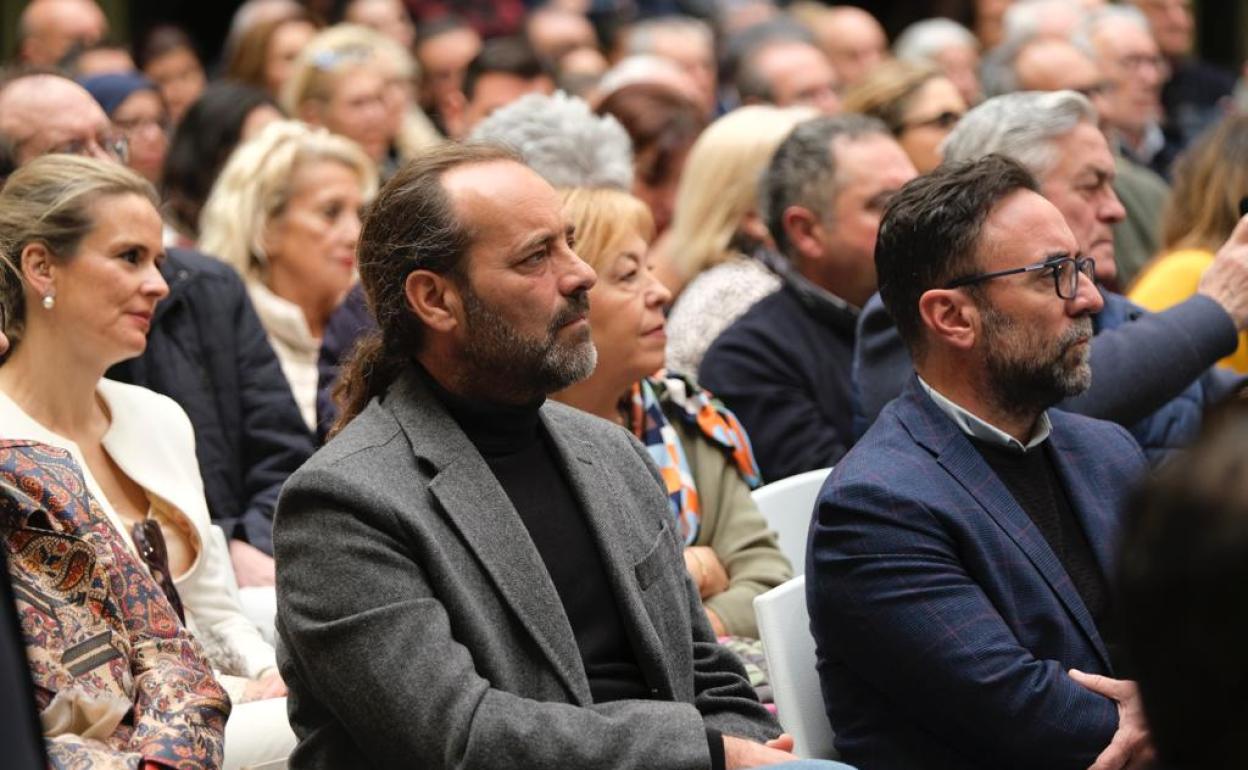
[917,377,1052,454]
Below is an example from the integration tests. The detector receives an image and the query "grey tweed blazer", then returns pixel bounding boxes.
[273,367,778,769]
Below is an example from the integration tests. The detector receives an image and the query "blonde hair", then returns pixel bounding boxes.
[560,188,655,273]
[198,119,378,280]
[0,155,157,349]
[1161,113,1248,254]
[281,23,440,158]
[666,105,817,281]
[280,24,387,115]
[842,59,943,134]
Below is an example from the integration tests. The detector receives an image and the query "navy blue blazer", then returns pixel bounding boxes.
[807,378,1148,769]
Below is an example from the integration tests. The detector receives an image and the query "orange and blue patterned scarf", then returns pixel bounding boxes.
[627,374,762,545]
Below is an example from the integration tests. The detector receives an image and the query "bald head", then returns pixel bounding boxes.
[815,6,887,87]
[18,0,108,66]
[1015,38,1102,92]
[0,75,113,167]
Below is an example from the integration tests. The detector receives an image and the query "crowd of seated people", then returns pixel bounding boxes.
[2,0,1248,768]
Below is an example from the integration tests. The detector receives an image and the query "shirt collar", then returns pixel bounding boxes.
[917,376,1052,453]
[1115,121,1165,165]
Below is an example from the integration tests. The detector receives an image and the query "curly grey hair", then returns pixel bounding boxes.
[468,90,633,189]
[942,90,1097,179]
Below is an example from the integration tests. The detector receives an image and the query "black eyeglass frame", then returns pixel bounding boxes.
[944,255,1096,299]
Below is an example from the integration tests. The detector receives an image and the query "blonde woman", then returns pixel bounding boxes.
[663,105,816,376]
[843,59,966,174]
[552,186,791,640]
[200,120,377,431]
[0,154,289,764]
[280,24,404,166]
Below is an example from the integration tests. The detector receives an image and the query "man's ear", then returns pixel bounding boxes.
[19,241,55,298]
[403,269,461,333]
[782,205,824,264]
[918,288,978,351]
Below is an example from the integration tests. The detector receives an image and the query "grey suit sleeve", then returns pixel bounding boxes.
[1058,294,1238,425]
[275,463,766,770]
[621,434,783,741]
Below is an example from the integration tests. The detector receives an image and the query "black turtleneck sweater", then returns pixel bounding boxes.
[424,370,729,769]
[424,370,652,704]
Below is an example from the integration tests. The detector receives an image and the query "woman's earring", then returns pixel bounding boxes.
[41,293,55,310]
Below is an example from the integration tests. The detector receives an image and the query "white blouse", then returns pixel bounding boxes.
[247,280,321,433]
[0,379,277,683]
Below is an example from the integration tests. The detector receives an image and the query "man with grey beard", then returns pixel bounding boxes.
[808,155,1156,769]
[274,143,853,770]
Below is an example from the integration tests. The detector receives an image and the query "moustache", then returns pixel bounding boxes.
[1060,317,1094,351]
[549,290,591,332]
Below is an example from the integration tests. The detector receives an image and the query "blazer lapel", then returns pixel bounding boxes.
[387,371,591,704]
[541,408,674,697]
[898,380,1113,670]
[1045,425,1119,590]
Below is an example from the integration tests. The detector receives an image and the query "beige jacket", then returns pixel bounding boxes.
[0,380,277,696]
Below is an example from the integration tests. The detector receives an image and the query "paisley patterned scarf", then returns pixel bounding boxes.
[627,374,762,545]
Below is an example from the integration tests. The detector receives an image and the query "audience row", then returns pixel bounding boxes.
[1,0,1246,768]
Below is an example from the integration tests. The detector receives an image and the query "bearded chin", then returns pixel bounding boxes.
[984,318,1093,420]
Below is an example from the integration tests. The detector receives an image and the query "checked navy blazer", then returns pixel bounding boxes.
[806,376,1148,770]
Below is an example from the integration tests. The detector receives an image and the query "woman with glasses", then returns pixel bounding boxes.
[843,59,967,174]
[81,71,170,185]
[0,157,292,763]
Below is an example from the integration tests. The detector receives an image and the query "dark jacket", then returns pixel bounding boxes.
[107,247,314,553]
[699,274,858,483]
[275,368,780,769]
[315,283,375,443]
[853,289,1243,462]
[809,379,1145,768]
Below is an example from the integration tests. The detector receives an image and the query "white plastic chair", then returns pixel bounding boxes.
[753,576,837,759]
[750,468,832,576]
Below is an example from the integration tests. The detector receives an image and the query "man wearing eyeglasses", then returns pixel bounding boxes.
[809,154,1155,769]
[0,73,128,175]
[855,89,1248,462]
[1085,6,1177,177]
[0,72,315,588]
[1009,35,1171,288]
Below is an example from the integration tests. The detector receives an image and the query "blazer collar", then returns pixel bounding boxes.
[540,406,676,697]
[385,368,590,703]
[385,367,672,701]
[894,377,1114,670]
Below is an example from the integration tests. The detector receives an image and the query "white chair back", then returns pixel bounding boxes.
[750,468,832,576]
[754,575,837,759]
